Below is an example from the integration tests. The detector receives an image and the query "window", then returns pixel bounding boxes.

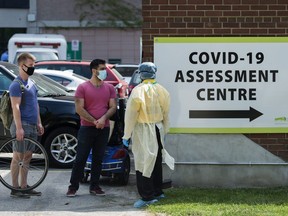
[0,72,12,91]
[44,75,72,87]
[0,0,29,8]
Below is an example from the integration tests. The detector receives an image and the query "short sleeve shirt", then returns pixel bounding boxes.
[75,81,116,127]
[9,76,38,124]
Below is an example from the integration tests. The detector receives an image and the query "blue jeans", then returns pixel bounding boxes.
[69,126,109,190]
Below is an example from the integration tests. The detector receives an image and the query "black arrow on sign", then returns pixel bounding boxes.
[189,106,263,122]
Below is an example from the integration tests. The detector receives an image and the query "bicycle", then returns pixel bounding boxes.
[0,137,49,192]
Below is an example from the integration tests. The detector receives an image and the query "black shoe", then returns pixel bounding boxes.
[25,189,42,196]
[10,190,30,198]
[25,186,42,196]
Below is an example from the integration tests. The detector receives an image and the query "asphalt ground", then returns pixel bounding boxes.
[0,158,156,216]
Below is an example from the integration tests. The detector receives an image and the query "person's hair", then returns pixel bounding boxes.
[17,53,36,65]
[90,59,106,71]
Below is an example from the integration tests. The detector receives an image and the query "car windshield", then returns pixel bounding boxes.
[115,66,138,77]
[3,63,71,97]
[72,73,88,80]
[110,68,124,80]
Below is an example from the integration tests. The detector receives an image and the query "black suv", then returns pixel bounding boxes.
[0,61,80,168]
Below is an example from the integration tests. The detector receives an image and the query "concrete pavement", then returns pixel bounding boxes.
[0,168,156,216]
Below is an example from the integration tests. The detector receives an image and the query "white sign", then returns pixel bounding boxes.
[71,40,79,51]
[154,37,288,133]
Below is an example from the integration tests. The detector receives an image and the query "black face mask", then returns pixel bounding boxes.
[23,64,35,76]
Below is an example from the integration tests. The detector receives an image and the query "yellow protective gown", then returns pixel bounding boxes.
[123,79,175,178]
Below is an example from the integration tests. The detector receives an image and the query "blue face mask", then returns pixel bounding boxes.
[97,70,107,81]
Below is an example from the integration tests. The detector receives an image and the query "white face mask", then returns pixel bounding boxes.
[97,70,107,80]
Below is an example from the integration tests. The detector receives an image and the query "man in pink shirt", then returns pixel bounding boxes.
[66,59,117,197]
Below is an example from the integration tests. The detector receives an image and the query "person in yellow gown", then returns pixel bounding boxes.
[122,62,174,208]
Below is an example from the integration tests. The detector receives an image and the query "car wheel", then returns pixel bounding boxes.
[44,126,78,168]
[115,156,130,185]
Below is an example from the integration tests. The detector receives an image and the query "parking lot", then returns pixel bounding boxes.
[0,157,154,216]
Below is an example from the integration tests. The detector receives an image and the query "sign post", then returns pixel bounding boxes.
[71,40,79,59]
[67,40,82,60]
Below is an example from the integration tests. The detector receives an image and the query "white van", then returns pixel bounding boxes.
[8,34,67,64]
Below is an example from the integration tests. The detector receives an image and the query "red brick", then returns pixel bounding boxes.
[232,29,250,34]
[195,29,213,34]
[150,11,169,16]
[187,22,204,28]
[260,0,277,3]
[223,11,241,16]
[156,17,165,22]
[169,11,187,16]
[144,17,156,22]
[205,11,222,17]
[160,29,178,34]
[259,23,274,29]
[142,5,159,10]
[160,5,177,10]
[250,28,268,34]
[267,144,287,151]
[213,29,231,34]
[187,11,205,16]
[177,29,195,34]
[187,0,204,4]
[170,22,186,28]
[278,22,288,28]
[277,11,288,16]
[268,29,286,34]
[151,22,169,28]
[142,11,151,17]
[259,11,277,16]
[142,28,160,34]
[242,0,260,4]
[223,22,239,28]
[223,0,241,3]
[196,5,214,10]
[142,22,151,28]
[236,17,246,22]
[241,23,258,28]
[259,138,277,144]
[214,5,231,10]
[206,0,222,4]
[205,22,222,28]
[150,0,168,4]
[241,11,259,16]
[178,5,196,10]
[183,17,192,22]
[268,134,286,138]
[232,5,250,10]
[170,0,187,4]
[269,5,286,10]
[250,5,268,10]
[166,18,175,22]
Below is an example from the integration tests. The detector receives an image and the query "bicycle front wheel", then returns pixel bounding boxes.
[0,137,49,191]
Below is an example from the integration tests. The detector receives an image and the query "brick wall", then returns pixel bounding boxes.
[142,0,288,161]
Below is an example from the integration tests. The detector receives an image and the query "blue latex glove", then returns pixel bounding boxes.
[122,139,129,147]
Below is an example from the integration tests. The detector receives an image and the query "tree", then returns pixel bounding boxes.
[74,0,142,28]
